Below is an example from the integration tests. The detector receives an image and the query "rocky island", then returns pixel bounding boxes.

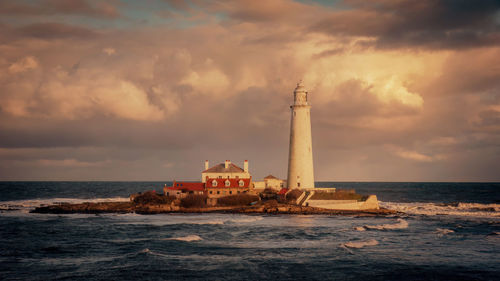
[31,190,396,216]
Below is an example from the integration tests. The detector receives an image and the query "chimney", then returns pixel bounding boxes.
[225,160,230,169]
[205,160,209,170]
[244,160,248,173]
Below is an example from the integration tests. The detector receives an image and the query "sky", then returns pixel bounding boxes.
[1,0,500,182]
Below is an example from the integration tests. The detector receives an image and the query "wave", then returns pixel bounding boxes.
[380,202,500,218]
[0,197,130,212]
[436,228,454,235]
[188,220,224,225]
[226,216,264,224]
[163,235,203,242]
[356,219,409,231]
[342,239,378,249]
[157,215,263,226]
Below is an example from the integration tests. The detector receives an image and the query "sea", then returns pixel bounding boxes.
[0,182,499,281]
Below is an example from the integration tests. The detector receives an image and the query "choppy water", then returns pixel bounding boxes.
[1,182,499,280]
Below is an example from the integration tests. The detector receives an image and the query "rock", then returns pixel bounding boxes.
[31,198,397,216]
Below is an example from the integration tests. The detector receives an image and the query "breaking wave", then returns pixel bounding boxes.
[226,216,263,224]
[163,235,203,242]
[356,219,409,231]
[342,239,379,249]
[436,228,454,236]
[190,220,225,225]
[380,202,500,218]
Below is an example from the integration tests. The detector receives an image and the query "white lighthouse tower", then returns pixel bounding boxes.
[287,81,315,189]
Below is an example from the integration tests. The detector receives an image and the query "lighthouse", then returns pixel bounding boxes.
[287,81,315,189]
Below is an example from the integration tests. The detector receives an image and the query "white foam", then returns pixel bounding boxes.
[194,220,224,225]
[436,228,454,235]
[163,235,203,242]
[380,202,500,218]
[227,216,264,224]
[361,219,409,231]
[354,226,366,231]
[343,239,378,249]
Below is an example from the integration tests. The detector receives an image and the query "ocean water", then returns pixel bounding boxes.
[0,182,499,281]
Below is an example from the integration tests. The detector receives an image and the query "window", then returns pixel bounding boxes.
[237,191,240,194]
[217,191,220,194]
[297,183,300,187]
[225,180,231,187]
[209,191,213,194]
[166,192,169,196]
[229,191,232,194]
[218,176,222,179]
[212,180,218,187]
[238,180,244,187]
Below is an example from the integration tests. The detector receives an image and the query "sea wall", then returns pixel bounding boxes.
[306,195,379,210]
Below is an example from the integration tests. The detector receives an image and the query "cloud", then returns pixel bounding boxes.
[205,0,313,23]
[393,148,440,163]
[0,0,499,180]
[309,0,500,50]
[181,67,230,96]
[8,56,38,74]
[38,158,109,167]
[0,0,120,18]
[17,22,98,39]
[1,61,165,121]
[102,47,116,55]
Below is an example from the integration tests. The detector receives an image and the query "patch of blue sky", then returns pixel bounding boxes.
[119,0,214,29]
[296,0,350,10]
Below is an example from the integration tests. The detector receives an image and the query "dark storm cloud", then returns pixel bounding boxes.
[16,22,98,39]
[310,0,500,49]
[0,0,119,18]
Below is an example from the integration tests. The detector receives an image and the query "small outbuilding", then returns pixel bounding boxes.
[164,181,205,198]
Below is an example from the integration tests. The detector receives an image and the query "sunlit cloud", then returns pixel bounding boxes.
[8,56,38,74]
[0,0,499,181]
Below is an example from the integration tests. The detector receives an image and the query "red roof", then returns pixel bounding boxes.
[206,177,251,188]
[278,188,289,195]
[166,181,205,191]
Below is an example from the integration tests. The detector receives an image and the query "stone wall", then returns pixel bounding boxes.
[306,195,379,210]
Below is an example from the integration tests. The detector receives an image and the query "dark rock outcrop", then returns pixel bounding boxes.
[31,200,397,216]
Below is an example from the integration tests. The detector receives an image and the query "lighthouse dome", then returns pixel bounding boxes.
[293,80,308,105]
[294,80,307,93]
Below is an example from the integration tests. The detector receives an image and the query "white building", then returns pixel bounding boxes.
[252,175,286,191]
[287,81,315,189]
[201,160,250,183]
